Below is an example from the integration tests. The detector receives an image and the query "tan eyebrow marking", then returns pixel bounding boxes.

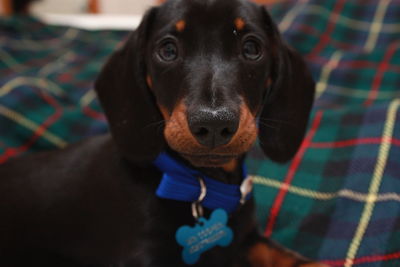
[146,75,153,88]
[175,20,186,32]
[234,17,246,31]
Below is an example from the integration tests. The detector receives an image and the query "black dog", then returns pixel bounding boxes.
[0,0,327,266]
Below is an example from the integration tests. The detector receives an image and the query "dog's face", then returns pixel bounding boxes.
[146,0,270,167]
[95,0,315,167]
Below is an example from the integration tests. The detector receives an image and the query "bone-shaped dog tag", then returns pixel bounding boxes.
[175,209,233,265]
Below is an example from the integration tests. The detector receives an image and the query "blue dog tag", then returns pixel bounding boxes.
[175,209,233,265]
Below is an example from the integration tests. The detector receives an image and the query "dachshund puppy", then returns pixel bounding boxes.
[0,0,327,266]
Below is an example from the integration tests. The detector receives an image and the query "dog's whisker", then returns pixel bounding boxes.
[258,117,294,126]
[156,123,166,134]
[257,121,279,130]
[143,120,166,131]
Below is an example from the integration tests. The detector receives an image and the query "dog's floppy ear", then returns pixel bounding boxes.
[95,8,165,163]
[258,8,315,163]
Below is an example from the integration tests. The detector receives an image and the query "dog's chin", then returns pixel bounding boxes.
[180,153,238,167]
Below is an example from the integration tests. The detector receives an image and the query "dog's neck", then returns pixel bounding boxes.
[198,164,243,185]
[153,150,250,213]
[167,149,245,185]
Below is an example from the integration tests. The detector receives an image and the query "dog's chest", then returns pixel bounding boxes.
[83,185,252,266]
[118,200,254,267]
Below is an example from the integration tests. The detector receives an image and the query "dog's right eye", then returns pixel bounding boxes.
[242,39,262,61]
[158,41,178,62]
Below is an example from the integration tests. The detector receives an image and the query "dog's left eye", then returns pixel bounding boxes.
[242,40,262,60]
[158,41,178,62]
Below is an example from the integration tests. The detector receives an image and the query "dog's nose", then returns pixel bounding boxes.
[188,108,239,148]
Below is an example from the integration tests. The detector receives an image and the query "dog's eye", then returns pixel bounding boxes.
[242,40,262,60]
[158,42,178,62]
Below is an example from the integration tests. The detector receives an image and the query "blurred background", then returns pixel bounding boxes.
[28,0,154,15]
[2,0,155,14]
[0,0,277,14]
[0,0,278,29]
[0,0,160,29]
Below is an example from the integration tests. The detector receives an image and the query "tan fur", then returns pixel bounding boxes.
[175,20,186,32]
[248,243,329,267]
[160,100,257,167]
[146,75,153,88]
[235,17,246,31]
[222,159,238,172]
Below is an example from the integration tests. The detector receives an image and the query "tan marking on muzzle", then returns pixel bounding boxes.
[162,100,258,167]
[163,101,199,151]
[223,103,258,152]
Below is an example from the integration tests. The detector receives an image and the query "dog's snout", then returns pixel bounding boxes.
[188,108,239,148]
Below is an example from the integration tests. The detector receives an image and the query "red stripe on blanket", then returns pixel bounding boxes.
[0,92,62,163]
[308,54,400,73]
[310,137,400,148]
[83,106,106,121]
[307,0,347,58]
[264,111,324,237]
[364,41,400,106]
[297,24,362,52]
[323,251,400,266]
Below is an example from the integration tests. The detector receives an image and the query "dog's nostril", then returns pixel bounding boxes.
[195,127,209,137]
[220,127,234,138]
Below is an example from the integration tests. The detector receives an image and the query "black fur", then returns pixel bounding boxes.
[258,8,315,162]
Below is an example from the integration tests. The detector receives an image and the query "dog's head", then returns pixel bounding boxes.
[95,0,315,167]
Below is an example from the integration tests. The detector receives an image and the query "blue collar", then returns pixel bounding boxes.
[153,152,250,213]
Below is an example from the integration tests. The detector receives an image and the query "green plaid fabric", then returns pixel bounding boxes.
[1,1,400,266]
[248,1,400,266]
[0,16,126,161]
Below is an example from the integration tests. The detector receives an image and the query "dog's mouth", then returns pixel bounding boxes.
[161,101,258,167]
[181,153,238,167]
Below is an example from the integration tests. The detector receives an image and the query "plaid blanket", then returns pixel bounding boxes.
[1,1,400,266]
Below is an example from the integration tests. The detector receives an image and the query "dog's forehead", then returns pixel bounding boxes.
[155,0,262,33]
